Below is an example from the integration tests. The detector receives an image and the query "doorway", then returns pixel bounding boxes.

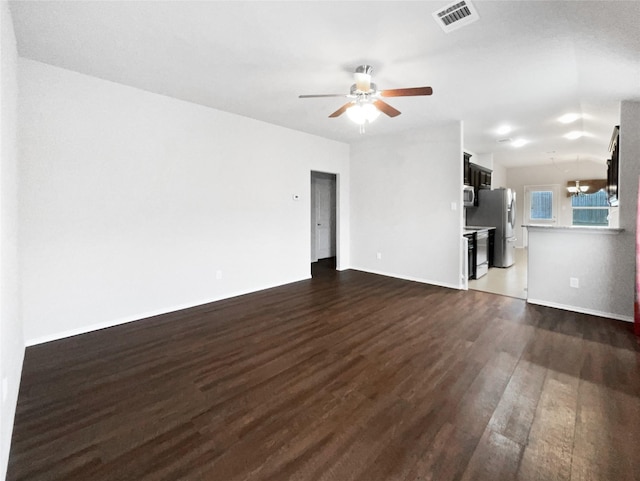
[311,171,337,275]
[467,187,528,299]
[468,248,528,299]
[522,184,559,247]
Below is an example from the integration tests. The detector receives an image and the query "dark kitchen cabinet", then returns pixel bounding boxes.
[607,125,619,207]
[464,232,476,280]
[475,165,492,190]
[470,167,480,196]
[488,229,495,267]
[463,152,492,206]
[463,152,471,185]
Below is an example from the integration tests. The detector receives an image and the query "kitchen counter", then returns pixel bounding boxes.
[464,225,496,234]
[523,224,623,235]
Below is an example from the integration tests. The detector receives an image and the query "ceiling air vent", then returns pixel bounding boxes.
[432,0,479,33]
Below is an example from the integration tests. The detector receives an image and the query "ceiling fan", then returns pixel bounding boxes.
[299,65,433,130]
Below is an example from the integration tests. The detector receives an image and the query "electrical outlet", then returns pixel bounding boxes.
[216,270,223,280]
[570,277,579,288]
[376,252,382,260]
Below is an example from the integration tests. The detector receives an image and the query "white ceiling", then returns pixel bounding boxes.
[8,0,640,168]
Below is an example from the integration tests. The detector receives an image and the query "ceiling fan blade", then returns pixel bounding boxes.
[329,102,354,118]
[373,100,401,117]
[299,94,349,98]
[380,87,433,97]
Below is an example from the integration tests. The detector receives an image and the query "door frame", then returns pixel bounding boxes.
[310,170,339,266]
[522,184,560,246]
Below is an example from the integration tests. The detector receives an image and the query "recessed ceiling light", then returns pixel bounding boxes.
[564,131,585,140]
[558,113,581,124]
[497,125,511,135]
[512,138,528,147]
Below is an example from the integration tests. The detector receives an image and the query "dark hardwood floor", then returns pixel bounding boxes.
[7,266,640,480]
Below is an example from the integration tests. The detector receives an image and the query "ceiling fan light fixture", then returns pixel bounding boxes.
[299,65,431,128]
[346,101,380,125]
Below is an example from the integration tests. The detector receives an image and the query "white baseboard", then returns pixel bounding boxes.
[25,276,311,346]
[526,298,633,323]
[349,266,462,291]
[28,274,632,346]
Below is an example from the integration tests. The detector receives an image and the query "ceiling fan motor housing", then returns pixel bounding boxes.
[350,83,377,96]
[354,65,374,93]
[355,65,374,75]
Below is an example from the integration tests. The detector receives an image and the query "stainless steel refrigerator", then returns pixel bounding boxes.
[466,188,517,268]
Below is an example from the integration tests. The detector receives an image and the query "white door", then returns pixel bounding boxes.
[311,173,336,261]
[523,184,559,246]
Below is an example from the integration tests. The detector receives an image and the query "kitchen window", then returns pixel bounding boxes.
[571,189,609,226]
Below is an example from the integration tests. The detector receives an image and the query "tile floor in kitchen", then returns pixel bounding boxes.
[469,247,527,299]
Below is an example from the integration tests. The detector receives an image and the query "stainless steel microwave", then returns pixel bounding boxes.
[463,185,475,207]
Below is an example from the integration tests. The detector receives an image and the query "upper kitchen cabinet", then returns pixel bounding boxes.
[607,125,619,207]
[463,152,471,185]
[474,165,492,190]
[463,152,492,206]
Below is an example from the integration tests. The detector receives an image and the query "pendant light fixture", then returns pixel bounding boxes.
[567,156,589,196]
[567,180,589,195]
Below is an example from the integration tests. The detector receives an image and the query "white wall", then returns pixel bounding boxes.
[615,100,640,320]
[618,101,640,233]
[526,100,640,322]
[527,227,630,321]
[507,161,607,247]
[0,2,24,479]
[350,123,463,289]
[19,59,350,344]
[491,162,507,189]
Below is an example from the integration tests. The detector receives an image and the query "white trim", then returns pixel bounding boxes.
[526,298,633,323]
[25,276,311,346]
[349,266,462,291]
